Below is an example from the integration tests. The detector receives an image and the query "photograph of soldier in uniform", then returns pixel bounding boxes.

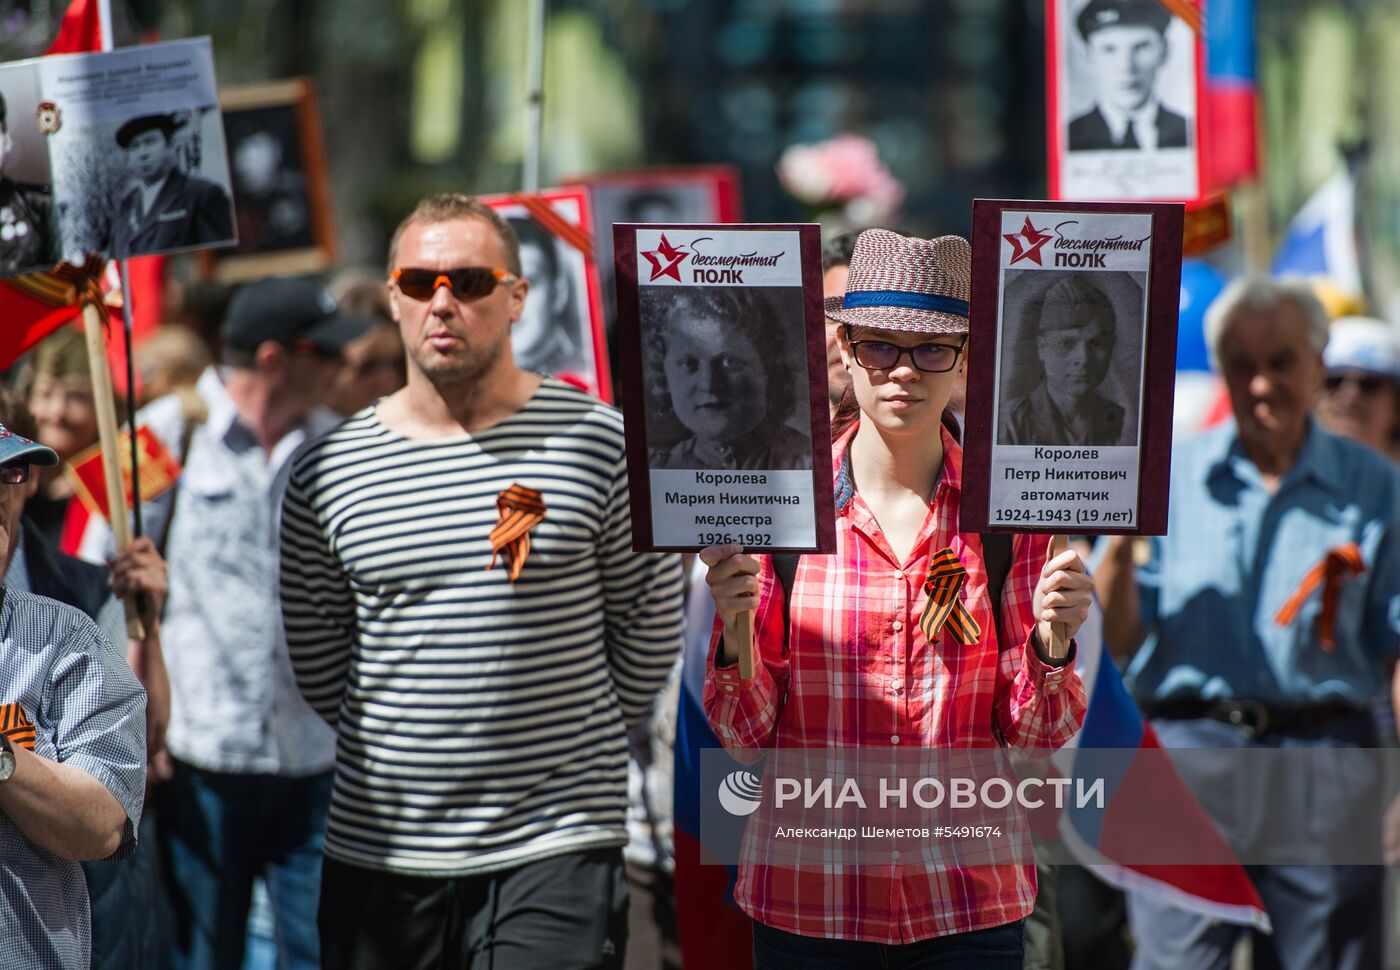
[998,271,1143,448]
[508,215,589,380]
[641,284,812,471]
[225,107,313,255]
[0,72,59,277]
[1066,0,1191,152]
[106,110,234,258]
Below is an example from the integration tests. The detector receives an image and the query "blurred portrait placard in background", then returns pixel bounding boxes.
[961,199,1185,536]
[613,222,835,553]
[580,165,742,338]
[1048,0,1202,201]
[0,36,234,278]
[204,77,336,283]
[479,187,610,401]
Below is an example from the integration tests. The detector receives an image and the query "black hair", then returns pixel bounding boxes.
[822,231,860,272]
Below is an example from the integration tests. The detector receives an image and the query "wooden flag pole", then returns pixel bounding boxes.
[1046,534,1069,661]
[75,281,144,641]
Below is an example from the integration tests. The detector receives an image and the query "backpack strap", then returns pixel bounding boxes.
[979,532,1013,648]
[771,553,800,658]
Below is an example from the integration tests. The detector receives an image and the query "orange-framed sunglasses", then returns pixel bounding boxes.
[391,266,518,302]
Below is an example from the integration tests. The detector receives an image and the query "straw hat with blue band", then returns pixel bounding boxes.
[823,229,972,335]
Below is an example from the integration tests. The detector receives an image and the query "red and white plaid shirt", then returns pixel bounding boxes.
[703,423,1086,944]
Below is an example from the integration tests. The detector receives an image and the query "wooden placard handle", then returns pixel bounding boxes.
[79,297,145,642]
[733,609,755,680]
[1046,533,1069,661]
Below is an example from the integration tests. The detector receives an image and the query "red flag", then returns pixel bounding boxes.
[0,278,83,371]
[47,0,103,53]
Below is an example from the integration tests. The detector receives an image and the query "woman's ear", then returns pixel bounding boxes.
[836,325,854,371]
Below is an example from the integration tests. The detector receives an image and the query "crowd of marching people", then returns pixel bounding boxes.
[5,193,1400,970]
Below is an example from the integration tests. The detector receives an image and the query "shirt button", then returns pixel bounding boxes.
[724,685,735,694]
[891,620,903,632]
[1046,681,1060,695]
[891,735,900,745]
[894,570,905,581]
[891,850,901,861]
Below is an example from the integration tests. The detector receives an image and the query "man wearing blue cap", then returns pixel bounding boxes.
[1068,0,1190,152]
[107,112,234,257]
[0,420,148,970]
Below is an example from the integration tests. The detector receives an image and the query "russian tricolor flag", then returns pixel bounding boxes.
[1201,0,1260,193]
[672,565,754,969]
[1270,167,1363,296]
[1053,600,1271,931]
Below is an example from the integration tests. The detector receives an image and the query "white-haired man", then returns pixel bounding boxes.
[1096,277,1400,969]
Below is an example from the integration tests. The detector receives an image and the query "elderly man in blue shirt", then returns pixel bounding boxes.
[0,423,148,970]
[1096,276,1400,970]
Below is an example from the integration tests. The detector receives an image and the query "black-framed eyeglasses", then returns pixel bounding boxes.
[848,339,966,374]
[0,462,30,485]
[1325,373,1387,395]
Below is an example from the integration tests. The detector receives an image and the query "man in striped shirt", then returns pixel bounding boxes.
[280,193,684,969]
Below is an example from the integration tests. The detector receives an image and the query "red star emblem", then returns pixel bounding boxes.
[1003,217,1053,266]
[641,234,690,282]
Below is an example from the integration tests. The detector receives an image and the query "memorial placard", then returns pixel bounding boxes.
[962,199,1183,535]
[614,223,834,552]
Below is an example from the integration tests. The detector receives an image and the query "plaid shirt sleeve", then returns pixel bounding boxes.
[702,556,789,757]
[993,533,1087,755]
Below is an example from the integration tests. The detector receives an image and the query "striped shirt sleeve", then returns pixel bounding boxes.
[599,455,685,725]
[279,462,357,727]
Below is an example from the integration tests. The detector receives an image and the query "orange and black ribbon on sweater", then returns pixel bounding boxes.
[1273,542,1365,652]
[0,702,36,750]
[920,547,982,646]
[487,484,547,582]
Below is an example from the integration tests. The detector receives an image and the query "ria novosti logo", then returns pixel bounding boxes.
[717,770,763,816]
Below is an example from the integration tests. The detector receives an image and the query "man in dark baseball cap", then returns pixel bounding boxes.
[1067,0,1190,152]
[116,274,376,967]
[222,276,373,357]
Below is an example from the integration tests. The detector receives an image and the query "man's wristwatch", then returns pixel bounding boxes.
[0,734,15,784]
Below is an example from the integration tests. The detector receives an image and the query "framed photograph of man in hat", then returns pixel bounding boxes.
[34,37,235,262]
[200,77,336,283]
[478,187,611,402]
[1048,0,1202,202]
[614,222,835,553]
[962,199,1184,536]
